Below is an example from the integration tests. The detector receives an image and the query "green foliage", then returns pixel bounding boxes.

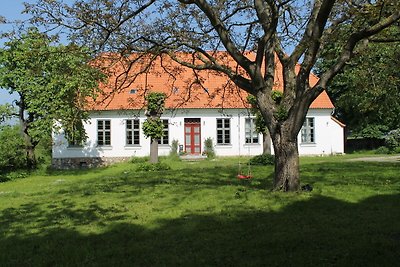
[0,104,15,124]
[142,118,164,139]
[249,154,275,166]
[246,95,268,134]
[271,90,283,104]
[129,156,149,164]
[203,137,215,159]
[317,27,400,138]
[273,106,289,122]
[145,92,166,116]
[384,129,400,152]
[136,162,171,172]
[0,28,105,167]
[374,146,390,155]
[0,125,26,171]
[170,139,179,157]
[143,92,167,141]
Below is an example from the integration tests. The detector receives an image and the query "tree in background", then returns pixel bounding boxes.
[0,104,15,124]
[0,28,105,169]
[0,125,26,172]
[318,34,400,139]
[27,0,400,191]
[0,105,25,171]
[142,92,166,163]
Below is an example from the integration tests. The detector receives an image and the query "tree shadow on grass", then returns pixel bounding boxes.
[1,194,399,266]
[300,161,400,189]
[49,165,274,200]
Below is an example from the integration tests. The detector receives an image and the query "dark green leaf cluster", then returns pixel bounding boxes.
[136,162,171,172]
[142,118,164,139]
[0,104,15,124]
[145,92,166,116]
[246,95,268,134]
[143,92,167,140]
[0,28,106,144]
[384,129,400,152]
[203,137,215,159]
[0,125,26,171]
[249,154,275,166]
[317,27,400,138]
[271,91,283,104]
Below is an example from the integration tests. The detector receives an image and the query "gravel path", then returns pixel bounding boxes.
[349,155,400,162]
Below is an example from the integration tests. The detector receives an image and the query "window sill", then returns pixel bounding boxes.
[97,145,113,150]
[125,145,141,149]
[216,144,232,147]
[300,143,316,147]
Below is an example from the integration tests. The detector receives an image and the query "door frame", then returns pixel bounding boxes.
[184,118,201,155]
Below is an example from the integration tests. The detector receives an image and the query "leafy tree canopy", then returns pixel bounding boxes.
[0,28,105,167]
[318,27,400,138]
[0,104,16,124]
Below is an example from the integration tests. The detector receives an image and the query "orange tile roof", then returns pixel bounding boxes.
[90,52,334,111]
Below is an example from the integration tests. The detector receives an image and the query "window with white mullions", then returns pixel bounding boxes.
[301,117,315,143]
[97,120,111,146]
[216,118,230,145]
[157,119,169,145]
[126,119,140,145]
[245,118,259,144]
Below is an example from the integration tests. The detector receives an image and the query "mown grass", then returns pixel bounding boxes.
[0,155,399,266]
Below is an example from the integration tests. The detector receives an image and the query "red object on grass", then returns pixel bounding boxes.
[237,174,252,179]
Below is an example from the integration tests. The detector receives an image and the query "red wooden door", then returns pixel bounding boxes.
[184,119,201,155]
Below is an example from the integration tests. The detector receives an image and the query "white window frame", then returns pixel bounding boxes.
[97,120,111,146]
[216,118,231,145]
[301,117,315,143]
[245,117,259,144]
[126,119,140,146]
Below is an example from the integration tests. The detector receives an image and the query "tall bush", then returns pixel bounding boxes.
[385,129,400,152]
[203,137,215,159]
[0,125,26,171]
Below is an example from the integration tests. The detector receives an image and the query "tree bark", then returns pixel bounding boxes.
[271,132,300,192]
[18,96,37,169]
[150,138,159,163]
[262,131,271,155]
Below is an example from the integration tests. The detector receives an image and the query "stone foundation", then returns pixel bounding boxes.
[52,157,131,169]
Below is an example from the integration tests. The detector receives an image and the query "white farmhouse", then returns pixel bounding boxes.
[52,53,344,168]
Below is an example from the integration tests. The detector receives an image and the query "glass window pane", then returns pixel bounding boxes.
[224,119,230,127]
[105,121,110,130]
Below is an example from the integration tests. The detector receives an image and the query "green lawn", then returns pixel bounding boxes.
[0,155,399,266]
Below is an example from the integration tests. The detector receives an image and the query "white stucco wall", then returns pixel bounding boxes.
[297,109,344,155]
[52,108,344,160]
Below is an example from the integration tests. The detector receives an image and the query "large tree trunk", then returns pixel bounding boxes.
[20,119,37,169]
[150,139,159,163]
[262,131,271,155]
[18,97,37,169]
[271,131,300,192]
